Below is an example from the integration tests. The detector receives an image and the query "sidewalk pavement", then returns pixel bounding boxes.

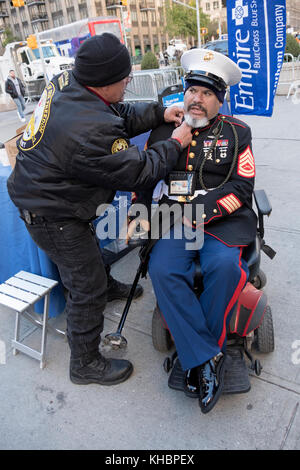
[0,95,299,450]
[0,95,16,113]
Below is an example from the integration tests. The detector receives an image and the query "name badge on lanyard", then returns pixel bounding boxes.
[168,171,196,196]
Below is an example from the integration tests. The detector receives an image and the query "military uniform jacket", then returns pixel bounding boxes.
[140,114,257,247]
[7,70,182,221]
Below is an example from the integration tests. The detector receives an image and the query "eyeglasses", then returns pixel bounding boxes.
[126,73,133,83]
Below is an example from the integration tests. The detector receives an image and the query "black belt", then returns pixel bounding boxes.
[19,210,94,228]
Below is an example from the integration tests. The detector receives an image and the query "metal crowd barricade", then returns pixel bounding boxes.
[124,67,183,103]
[124,72,158,102]
[278,57,300,96]
[24,79,46,103]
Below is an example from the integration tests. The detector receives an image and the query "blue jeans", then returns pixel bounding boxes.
[13,95,26,119]
[149,228,249,370]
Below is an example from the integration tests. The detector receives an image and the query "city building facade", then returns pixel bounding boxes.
[201,0,300,35]
[286,0,300,32]
[0,0,171,57]
[0,0,300,57]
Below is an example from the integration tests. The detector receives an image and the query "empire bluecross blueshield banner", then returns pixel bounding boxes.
[227,0,286,116]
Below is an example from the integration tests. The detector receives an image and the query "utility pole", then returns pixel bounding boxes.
[34,27,49,86]
[172,0,201,47]
[106,2,128,49]
[120,7,128,49]
[196,0,201,47]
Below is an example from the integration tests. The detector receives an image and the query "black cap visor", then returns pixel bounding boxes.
[184,70,226,92]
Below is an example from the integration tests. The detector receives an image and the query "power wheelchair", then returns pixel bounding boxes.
[103,189,276,395]
[151,189,276,395]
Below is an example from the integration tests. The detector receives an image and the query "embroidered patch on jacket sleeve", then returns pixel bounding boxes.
[237,146,255,178]
[217,193,242,214]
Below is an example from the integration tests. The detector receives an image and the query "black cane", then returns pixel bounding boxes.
[104,260,144,349]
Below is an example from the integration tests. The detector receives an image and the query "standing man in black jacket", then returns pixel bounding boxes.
[5,69,26,122]
[7,33,192,386]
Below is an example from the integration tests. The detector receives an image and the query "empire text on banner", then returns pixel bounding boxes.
[227,0,286,116]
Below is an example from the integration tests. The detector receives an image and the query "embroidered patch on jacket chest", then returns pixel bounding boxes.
[19,82,55,151]
[111,138,128,154]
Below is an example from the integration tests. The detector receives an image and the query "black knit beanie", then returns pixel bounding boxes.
[73,33,131,87]
[184,79,226,103]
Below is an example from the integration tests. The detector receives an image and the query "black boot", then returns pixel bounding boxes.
[197,352,226,414]
[70,351,133,385]
[106,274,143,302]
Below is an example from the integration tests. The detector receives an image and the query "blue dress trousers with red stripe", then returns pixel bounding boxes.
[149,229,249,371]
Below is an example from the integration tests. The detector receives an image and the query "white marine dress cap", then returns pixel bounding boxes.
[181,48,242,91]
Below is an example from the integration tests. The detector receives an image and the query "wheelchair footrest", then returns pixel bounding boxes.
[222,347,251,394]
[168,347,251,395]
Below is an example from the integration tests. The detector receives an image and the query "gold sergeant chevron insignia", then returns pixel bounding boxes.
[217,193,242,214]
[237,145,255,178]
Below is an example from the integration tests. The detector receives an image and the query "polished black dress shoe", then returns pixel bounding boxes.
[106,274,143,302]
[70,351,133,385]
[184,367,200,398]
[197,352,226,414]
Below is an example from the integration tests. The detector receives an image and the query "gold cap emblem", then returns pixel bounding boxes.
[203,52,214,61]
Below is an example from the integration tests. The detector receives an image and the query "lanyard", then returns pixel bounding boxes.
[198,116,239,191]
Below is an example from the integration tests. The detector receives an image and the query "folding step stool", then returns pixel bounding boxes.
[0,271,64,368]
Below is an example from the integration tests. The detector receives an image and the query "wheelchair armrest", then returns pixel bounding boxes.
[253,189,272,216]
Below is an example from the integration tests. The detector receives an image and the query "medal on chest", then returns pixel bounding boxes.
[203,136,229,162]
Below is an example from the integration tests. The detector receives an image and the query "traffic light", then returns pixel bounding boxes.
[26,34,38,49]
[120,0,127,5]
[11,0,25,6]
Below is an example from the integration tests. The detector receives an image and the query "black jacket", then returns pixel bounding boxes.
[7,70,182,221]
[137,114,257,247]
[5,77,25,99]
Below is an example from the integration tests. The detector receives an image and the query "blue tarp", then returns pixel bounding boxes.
[0,165,66,317]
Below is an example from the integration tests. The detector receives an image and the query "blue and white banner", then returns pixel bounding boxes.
[227,0,286,116]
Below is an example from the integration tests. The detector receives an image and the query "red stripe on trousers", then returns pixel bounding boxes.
[218,248,248,349]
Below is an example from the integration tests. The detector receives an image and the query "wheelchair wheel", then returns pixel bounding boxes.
[152,304,173,352]
[254,359,262,376]
[252,269,267,289]
[254,305,275,353]
[163,357,172,373]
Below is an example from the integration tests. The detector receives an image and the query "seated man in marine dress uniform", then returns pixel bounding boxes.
[130,49,257,413]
